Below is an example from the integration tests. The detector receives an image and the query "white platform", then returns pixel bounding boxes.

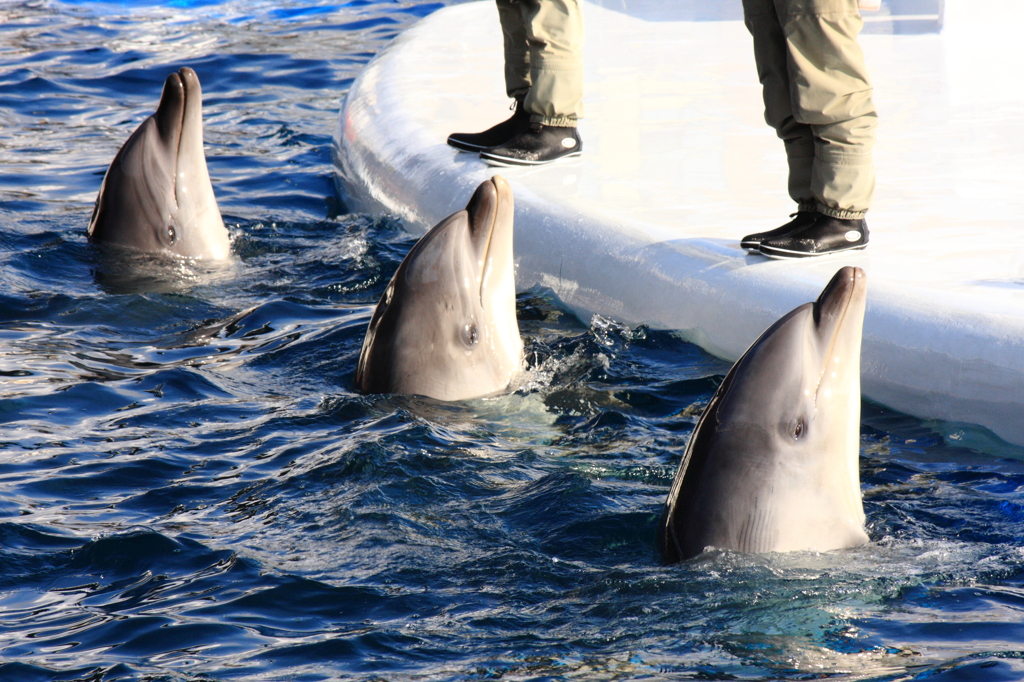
[333,0,1024,449]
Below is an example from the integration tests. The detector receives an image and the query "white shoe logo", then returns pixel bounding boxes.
[844,230,861,242]
[561,138,576,149]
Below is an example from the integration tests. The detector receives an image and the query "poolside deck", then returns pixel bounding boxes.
[332,0,1024,449]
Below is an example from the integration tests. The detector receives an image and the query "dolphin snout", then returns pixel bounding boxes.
[466,177,499,245]
[177,67,200,93]
[152,68,203,153]
[177,68,204,124]
[153,71,186,146]
[813,266,866,329]
[467,175,514,299]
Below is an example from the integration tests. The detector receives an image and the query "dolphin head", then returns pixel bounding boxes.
[355,176,524,401]
[660,266,869,562]
[87,67,230,260]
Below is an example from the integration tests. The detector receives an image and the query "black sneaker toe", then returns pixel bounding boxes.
[740,211,819,251]
[447,104,530,153]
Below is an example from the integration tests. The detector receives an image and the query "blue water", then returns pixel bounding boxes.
[3,1,1024,680]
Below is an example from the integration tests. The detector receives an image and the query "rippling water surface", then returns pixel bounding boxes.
[3,1,1024,680]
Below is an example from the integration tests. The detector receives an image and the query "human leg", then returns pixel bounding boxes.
[447,0,533,152]
[784,0,876,220]
[740,0,818,250]
[745,0,876,257]
[758,0,875,257]
[480,0,584,166]
[497,0,532,102]
[742,0,817,212]
[519,0,584,126]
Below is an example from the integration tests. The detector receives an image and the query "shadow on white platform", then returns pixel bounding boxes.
[333,0,1024,449]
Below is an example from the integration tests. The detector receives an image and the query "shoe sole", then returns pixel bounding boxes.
[758,242,868,260]
[478,150,582,168]
[448,139,488,153]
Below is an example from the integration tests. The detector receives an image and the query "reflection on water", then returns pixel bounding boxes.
[1,1,1024,681]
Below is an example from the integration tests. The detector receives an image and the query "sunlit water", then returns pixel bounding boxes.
[3,1,1024,680]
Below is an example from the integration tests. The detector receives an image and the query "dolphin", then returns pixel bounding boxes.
[87,67,230,260]
[355,175,523,401]
[659,266,869,563]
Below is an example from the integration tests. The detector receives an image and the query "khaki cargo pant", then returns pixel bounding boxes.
[743,0,877,219]
[496,0,584,127]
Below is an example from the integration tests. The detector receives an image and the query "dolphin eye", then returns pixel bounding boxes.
[167,224,177,244]
[461,323,479,348]
[793,419,805,440]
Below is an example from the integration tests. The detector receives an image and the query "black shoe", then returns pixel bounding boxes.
[740,211,819,251]
[447,103,530,153]
[478,122,582,167]
[758,215,869,259]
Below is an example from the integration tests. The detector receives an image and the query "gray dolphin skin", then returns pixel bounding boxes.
[87,67,230,260]
[660,266,869,563]
[355,175,524,401]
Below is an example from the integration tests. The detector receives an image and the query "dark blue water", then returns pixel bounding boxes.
[3,1,1024,680]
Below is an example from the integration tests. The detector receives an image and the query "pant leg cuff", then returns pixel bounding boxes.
[818,204,867,220]
[532,115,578,127]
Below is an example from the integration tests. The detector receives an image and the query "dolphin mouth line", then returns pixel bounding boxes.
[477,179,501,303]
[812,279,856,410]
[169,71,193,218]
